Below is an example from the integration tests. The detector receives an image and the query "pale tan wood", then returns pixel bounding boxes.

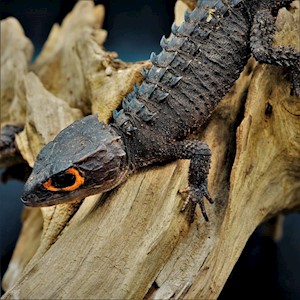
[1,1,300,299]
[0,18,33,125]
[1,208,42,292]
[16,72,83,167]
[30,0,149,119]
[180,0,197,11]
[31,1,106,115]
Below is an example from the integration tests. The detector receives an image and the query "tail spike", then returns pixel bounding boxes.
[170,76,182,87]
[141,67,148,78]
[184,10,191,22]
[133,83,140,94]
[112,109,120,119]
[171,23,179,35]
[160,35,168,49]
[156,91,169,102]
[122,98,129,109]
[150,52,158,64]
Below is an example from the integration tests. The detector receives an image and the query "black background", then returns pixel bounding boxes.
[1,1,299,299]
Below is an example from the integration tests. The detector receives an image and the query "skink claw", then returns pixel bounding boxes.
[180,184,213,223]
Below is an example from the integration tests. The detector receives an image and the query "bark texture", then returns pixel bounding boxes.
[1,1,300,299]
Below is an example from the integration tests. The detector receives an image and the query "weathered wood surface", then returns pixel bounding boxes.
[1,1,300,299]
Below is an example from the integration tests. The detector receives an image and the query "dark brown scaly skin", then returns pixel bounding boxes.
[22,115,128,206]
[0,125,23,154]
[21,0,300,223]
[0,124,24,167]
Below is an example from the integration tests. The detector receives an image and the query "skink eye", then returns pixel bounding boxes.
[43,167,84,192]
[51,173,76,188]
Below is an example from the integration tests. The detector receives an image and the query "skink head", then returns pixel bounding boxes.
[21,114,128,207]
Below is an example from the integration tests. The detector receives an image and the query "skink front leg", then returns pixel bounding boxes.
[168,140,213,223]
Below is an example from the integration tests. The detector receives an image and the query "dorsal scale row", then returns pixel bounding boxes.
[113,0,246,136]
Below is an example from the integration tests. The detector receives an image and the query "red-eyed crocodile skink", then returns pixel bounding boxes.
[21,0,300,222]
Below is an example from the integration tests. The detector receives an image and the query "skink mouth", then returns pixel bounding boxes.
[21,190,85,207]
[21,193,40,207]
[21,194,62,207]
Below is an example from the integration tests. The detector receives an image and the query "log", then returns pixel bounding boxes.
[0,18,33,125]
[1,1,300,299]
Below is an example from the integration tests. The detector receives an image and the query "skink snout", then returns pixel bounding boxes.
[21,192,38,206]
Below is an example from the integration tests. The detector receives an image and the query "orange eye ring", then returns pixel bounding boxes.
[43,167,84,192]
[63,168,85,191]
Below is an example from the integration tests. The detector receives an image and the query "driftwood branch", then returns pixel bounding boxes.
[1,1,300,299]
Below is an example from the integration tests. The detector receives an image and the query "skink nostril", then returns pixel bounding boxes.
[21,192,36,204]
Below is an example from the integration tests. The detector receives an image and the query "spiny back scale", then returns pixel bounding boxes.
[113,0,251,140]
